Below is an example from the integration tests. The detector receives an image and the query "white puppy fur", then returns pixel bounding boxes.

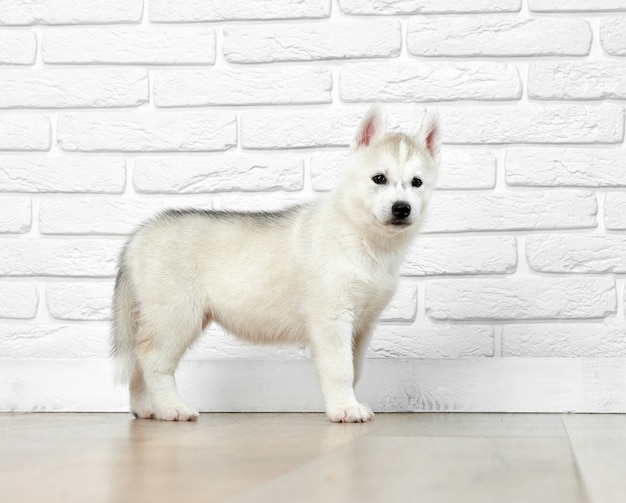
[112,106,441,422]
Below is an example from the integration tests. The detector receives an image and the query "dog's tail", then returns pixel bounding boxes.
[111,254,138,385]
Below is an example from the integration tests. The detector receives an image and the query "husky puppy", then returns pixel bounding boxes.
[112,106,441,422]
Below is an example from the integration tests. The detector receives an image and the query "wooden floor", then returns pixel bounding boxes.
[0,413,624,503]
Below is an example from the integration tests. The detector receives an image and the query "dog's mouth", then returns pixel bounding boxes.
[388,219,411,228]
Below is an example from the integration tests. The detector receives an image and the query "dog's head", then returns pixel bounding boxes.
[341,106,441,236]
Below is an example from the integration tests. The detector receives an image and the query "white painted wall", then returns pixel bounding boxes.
[1,0,626,413]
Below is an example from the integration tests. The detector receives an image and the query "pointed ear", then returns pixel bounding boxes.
[418,109,442,162]
[352,105,385,151]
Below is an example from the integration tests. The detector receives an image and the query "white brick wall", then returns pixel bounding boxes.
[407,17,593,57]
[0,69,149,108]
[223,20,401,63]
[0,0,143,25]
[2,0,626,413]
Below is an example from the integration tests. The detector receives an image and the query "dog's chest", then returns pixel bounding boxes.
[343,254,398,314]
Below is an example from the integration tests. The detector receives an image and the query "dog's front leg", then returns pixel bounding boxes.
[352,323,376,387]
[309,317,374,423]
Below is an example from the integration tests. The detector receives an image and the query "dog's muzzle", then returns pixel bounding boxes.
[390,201,411,226]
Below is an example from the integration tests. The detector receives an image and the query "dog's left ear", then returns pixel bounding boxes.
[353,105,385,151]
[418,110,442,163]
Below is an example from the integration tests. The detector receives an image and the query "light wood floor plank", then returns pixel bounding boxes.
[230,435,584,503]
[564,414,626,503]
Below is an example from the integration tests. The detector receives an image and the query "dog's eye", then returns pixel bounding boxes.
[412,177,423,188]
[372,174,387,185]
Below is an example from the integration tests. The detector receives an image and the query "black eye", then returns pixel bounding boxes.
[412,177,423,188]
[372,174,387,185]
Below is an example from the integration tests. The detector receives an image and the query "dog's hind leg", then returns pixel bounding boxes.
[132,307,204,421]
[129,362,153,419]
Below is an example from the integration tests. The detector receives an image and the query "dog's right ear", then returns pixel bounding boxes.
[352,105,385,151]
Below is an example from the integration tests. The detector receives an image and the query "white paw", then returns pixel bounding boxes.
[326,403,374,423]
[153,403,199,422]
[133,400,199,422]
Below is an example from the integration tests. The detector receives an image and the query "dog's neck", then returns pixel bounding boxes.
[324,197,416,262]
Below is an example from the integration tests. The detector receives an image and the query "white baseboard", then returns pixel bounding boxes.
[2,358,625,413]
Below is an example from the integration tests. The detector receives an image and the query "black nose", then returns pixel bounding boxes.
[392,201,411,219]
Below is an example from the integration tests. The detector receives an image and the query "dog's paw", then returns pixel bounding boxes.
[153,404,199,422]
[133,401,199,422]
[326,403,374,423]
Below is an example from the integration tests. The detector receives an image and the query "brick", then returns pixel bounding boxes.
[439,105,624,144]
[340,62,522,102]
[47,282,112,321]
[605,193,626,230]
[0,197,31,233]
[0,238,122,276]
[0,0,142,25]
[0,115,51,151]
[311,149,496,191]
[310,152,346,191]
[0,31,36,64]
[530,0,626,11]
[43,27,216,64]
[151,0,330,22]
[39,197,214,235]
[134,156,303,194]
[371,325,494,358]
[0,323,108,358]
[426,278,616,321]
[154,67,331,107]
[529,62,626,100]
[0,282,38,319]
[379,283,417,322]
[0,69,148,108]
[422,191,597,233]
[223,20,400,63]
[527,234,626,273]
[437,150,497,189]
[503,323,626,357]
[241,109,362,149]
[506,148,626,187]
[0,156,125,193]
[601,17,626,56]
[407,16,591,57]
[57,112,236,152]
[402,236,517,276]
[340,0,520,14]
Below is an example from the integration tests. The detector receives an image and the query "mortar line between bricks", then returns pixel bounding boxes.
[587,17,606,59]
[33,27,43,69]
[596,192,608,234]
[48,114,59,154]
[416,282,426,322]
[515,235,530,276]
[124,159,136,196]
[34,282,47,322]
[399,19,408,59]
[28,197,41,237]
[518,61,530,103]
[520,0,529,15]
[493,326,502,358]
[140,0,149,25]
[493,150,506,193]
[615,278,625,320]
